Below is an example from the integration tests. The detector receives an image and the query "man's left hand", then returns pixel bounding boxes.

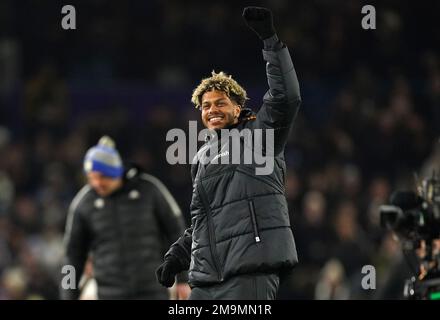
[242,6,276,40]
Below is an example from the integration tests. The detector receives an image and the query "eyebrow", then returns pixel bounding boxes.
[202,98,227,105]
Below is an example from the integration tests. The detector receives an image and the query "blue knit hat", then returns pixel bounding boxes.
[83,136,123,178]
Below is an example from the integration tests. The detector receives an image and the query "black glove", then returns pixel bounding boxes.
[156,256,183,288]
[242,6,276,40]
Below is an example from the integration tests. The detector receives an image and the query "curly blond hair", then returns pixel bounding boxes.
[191,71,248,109]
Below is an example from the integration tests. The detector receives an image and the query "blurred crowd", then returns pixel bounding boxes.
[0,0,439,299]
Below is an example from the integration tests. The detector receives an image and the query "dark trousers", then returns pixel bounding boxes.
[189,273,279,300]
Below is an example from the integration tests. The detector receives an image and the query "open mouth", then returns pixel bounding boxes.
[208,115,224,123]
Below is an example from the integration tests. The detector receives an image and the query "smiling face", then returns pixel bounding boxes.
[201,90,241,130]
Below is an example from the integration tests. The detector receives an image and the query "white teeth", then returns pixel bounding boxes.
[209,117,223,122]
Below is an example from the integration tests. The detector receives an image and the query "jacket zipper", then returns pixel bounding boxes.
[197,184,223,281]
[248,199,261,243]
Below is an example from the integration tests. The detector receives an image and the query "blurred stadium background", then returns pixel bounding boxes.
[0,0,439,299]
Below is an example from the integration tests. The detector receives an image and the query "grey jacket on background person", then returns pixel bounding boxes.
[60,166,186,299]
[164,35,302,287]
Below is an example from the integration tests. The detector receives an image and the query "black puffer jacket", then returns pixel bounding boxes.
[61,166,185,299]
[166,40,301,287]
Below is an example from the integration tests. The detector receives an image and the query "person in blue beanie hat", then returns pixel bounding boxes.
[61,136,190,300]
[82,136,124,197]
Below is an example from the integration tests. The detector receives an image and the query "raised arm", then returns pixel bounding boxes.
[243,7,301,153]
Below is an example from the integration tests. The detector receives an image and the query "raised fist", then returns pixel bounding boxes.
[242,7,276,40]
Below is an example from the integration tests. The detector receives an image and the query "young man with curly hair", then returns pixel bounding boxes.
[156,6,302,300]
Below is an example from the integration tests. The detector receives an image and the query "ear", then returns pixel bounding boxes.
[234,105,241,118]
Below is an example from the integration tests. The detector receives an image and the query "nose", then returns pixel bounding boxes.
[208,104,220,114]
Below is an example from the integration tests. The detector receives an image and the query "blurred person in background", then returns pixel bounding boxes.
[290,190,333,298]
[372,233,409,299]
[331,200,371,278]
[156,6,301,300]
[0,267,29,300]
[23,64,70,139]
[314,259,350,300]
[61,136,190,300]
